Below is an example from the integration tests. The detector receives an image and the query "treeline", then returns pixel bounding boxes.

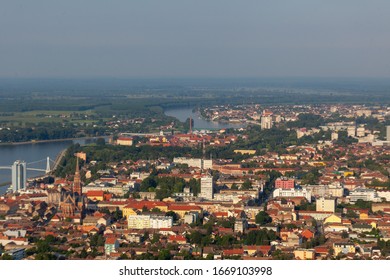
[0,125,78,142]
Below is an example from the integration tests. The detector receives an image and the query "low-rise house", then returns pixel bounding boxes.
[168,235,187,245]
[223,248,244,258]
[104,237,119,255]
[333,242,355,256]
[351,223,373,233]
[294,248,315,260]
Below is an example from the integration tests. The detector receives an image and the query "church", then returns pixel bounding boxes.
[58,157,87,221]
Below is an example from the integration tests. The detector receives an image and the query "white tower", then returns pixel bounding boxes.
[200,174,213,200]
[386,126,390,141]
[12,160,27,192]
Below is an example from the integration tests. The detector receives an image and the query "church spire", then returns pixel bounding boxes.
[73,156,82,196]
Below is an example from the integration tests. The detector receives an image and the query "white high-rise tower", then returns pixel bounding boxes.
[200,174,213,200]
[12,160,27,192]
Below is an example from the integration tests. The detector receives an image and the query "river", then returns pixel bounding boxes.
[164,107,246,130]
[0,138,107,195]
[0,107,243,195]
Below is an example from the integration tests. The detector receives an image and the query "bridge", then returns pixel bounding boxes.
[0,157,57,192]
[0,157,55,174]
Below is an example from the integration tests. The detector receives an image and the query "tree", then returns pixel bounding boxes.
[166,211,179,222]
[341,231,349,239]
[140,176,157,191]
[96,137,106,146]
[241,179,252,190]
[119,253,129,260]
[1,253,13,260]
[255,211,272,225]
[158,249,172,260]
[188,231,203,245]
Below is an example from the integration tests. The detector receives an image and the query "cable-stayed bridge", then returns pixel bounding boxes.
[0,157,55,174]
[0,157,57,191]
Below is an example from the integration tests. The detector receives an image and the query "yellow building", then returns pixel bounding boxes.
[344,171,354,177]
[168,205,202,219]
[294,249,315,260]
[122,207,141,218]
[359,212,369,220]
[234,149,256,155]
[122,201,169,218]
[324,214,342,224]
[333,242,355,256]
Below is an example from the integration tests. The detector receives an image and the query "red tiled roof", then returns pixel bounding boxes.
[168,205,202,211]
[105,237,118,244]
[168,235,187,242]
[87,190,104,197]
[223,249,244,256]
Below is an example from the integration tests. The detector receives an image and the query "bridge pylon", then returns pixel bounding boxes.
[45,157,51,174]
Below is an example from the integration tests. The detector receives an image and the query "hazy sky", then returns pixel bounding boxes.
[1,0,390,78]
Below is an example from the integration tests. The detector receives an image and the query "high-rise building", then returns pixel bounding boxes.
[260,110,273,129]
[261,116,273,129]
[347,126,356,137]
[200,174,213,200]
[356,126,365,137]
[11,160,27,192]
[331,132,339,141]
[387,126,390,141]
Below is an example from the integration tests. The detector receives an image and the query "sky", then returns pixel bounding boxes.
[1,0,390,78]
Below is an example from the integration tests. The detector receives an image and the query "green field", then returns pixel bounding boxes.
[0,110,101,125]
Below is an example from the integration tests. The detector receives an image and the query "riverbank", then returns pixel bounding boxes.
[0,135,112,146]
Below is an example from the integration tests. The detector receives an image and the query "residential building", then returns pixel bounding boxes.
[275,177,295,189]
[316,197,336,213]
[105,238,119,255]
[333,242,355,256]
[200,175,214,200]
[294,249,315,260]
[348,188,381,203]
[273,188,312,202]
[331,132,339,141]
[261,115,273,130]
[387,126,390,141]
[234,218,248,233]
[347,126,356,137]
[116,137,133,146]
[127,214,173,229]
[305,183,344,198]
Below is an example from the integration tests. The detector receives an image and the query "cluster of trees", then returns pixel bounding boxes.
[243,229,277,245]
[377,239,390,256]
[0,124,78,142]
[25,235,68,260]
[286,113,325,129]
[83,144,201,163]
[255,211,272,225]
[140,176,200,200]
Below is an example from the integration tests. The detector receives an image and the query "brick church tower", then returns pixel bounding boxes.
[73,157,82,196]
